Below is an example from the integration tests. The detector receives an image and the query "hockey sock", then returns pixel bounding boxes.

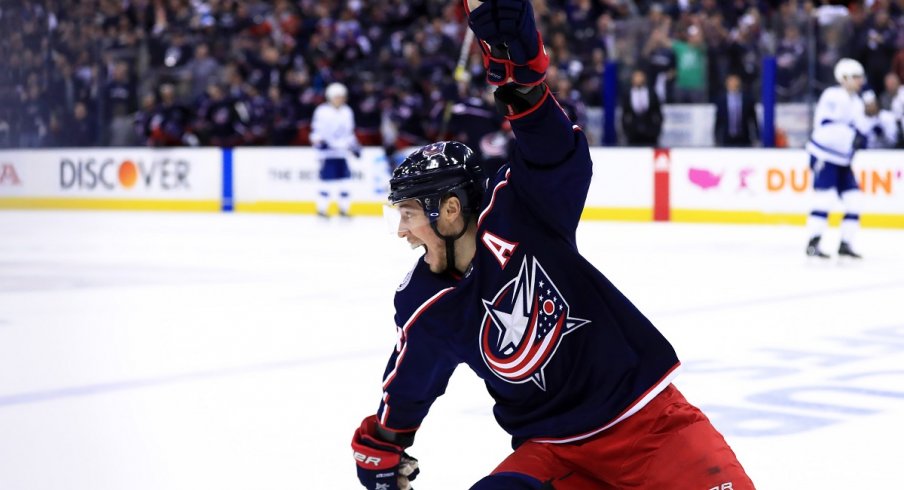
[339,190,351,215]
[840,190,862,246]
[806,211,828,240]
[316,189,331,216]
[806,188,834,239]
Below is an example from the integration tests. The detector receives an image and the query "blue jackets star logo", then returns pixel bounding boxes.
[480,256,590,390]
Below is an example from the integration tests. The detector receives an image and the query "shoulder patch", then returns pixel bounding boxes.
[397,264,416,292]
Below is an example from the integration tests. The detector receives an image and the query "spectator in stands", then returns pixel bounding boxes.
[387,83,430,151]
[881,72,902,110]
[18,81,48,148]
[153,28,194,70]
[701,9,731,103]
[569,0,603,58]
[245,42,288,94]
[725,11,762,95]
[134,93,156,146]
[673,25,708,103]
[0,107,11,148]
[588,14,618,67]
[186,43,222,100]
[46,57,85,117]
[200,84,247,147]
[621,69,664,146]
[244,84,273,146]
[715,74,760,147]
[103,61,137,141]
[284,68,319,145]
[776,24,808,102]
[858,8,899,98]
[267,86,298,146]
[3,0,901,150]
[642,19,676,103]
[149,84,194,147]
[351,73,384,147]
[578,47,606,106]
[445,85,503,161]
[892,48,904,85]
[66,101,98,147]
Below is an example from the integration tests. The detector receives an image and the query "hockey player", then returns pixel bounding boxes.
[864,91,902,149]
[804,58,879,259]
[310,82,361,218]
[350,1,755,489]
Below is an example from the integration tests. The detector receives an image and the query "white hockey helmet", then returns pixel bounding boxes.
[834,58,865,84]
[325,82,348,101]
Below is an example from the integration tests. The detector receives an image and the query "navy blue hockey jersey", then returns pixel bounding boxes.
[377,94,680,449]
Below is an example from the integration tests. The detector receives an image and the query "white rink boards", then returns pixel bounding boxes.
[0,211,902,489]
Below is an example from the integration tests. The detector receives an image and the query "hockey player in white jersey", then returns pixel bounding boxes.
[310,82,362,218]
[863,91,902,149]
[804,58,879,259]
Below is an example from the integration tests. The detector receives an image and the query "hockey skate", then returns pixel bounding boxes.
[838,241,862,259]
[806,236,830,259]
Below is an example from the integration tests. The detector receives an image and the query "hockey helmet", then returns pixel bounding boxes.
[389,141,484,222]
[325,82,348,101]
[834,58,865,84]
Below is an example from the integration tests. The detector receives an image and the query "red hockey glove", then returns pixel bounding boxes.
[466,0,549,86]
[351,415,420,490]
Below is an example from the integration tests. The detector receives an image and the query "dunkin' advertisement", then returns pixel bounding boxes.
[668,149,904,226]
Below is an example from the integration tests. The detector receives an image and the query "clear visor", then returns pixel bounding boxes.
[383,201,432,239]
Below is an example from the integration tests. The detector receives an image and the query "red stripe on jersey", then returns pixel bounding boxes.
[530,362,682,444]
[381,287,456,390]
[478,168,512,228]
[379,392,391,426]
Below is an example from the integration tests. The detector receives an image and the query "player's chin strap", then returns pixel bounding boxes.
[429,218,470,276]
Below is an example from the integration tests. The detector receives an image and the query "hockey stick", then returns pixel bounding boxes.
[454,28,475,84]
[440,22,476,138]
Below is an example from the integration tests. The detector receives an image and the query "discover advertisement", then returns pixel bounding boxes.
[0,149,222,210]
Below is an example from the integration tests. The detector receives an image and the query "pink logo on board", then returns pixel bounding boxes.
[688,168,722,189]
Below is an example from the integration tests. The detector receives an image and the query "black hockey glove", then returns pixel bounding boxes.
[466,0,549,86]
[351,415,420,490]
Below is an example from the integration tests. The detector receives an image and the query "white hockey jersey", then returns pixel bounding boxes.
[866,109,901,149]
[310,103,359,160]
[805,86,878,165]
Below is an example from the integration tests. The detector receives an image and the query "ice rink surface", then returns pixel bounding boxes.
[1,210,902,489]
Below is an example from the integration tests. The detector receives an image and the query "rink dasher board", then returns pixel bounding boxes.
[1,147,902,228]
[664,148,904,228]
[0,148,222,211]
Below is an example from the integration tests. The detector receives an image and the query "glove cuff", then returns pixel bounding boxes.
[494,83,550,119]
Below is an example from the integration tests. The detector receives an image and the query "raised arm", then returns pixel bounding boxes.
[467,0,592,234]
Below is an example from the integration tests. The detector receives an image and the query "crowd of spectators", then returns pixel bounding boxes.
[1,0,902,149]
